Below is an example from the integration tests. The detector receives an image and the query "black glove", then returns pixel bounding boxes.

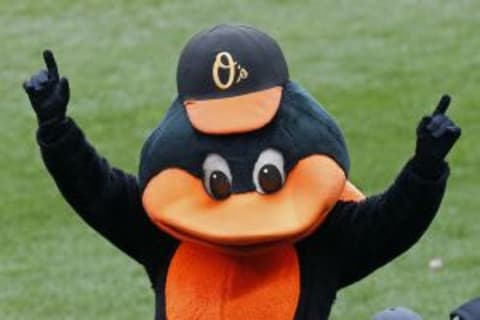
[23,50,70,126]
[412,95,461,178]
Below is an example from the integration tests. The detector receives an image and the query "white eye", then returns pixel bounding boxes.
[253,149,285,194]
[203,154,232,200]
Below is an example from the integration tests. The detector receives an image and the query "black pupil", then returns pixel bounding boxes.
[258,164,283,194]
[209,171,231,200]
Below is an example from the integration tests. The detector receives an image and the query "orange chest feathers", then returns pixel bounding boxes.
[165,242,300,320]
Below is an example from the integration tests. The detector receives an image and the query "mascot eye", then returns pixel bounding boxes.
[203,154,232,200]
[208,171,231,200]
[253,149,285,194]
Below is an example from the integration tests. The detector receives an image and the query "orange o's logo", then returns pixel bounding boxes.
[212,51,248,90]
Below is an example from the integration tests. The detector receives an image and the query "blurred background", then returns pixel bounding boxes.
[1,0,479,319]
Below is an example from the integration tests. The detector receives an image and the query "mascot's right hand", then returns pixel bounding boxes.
[23,50,70,126]
[413,94,461,178]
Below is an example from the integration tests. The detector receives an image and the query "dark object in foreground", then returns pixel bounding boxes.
[451,297,480,320]
[373,307,422,320]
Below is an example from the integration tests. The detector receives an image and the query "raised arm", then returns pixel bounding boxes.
[323,95,461,288]
[23,50,177,274]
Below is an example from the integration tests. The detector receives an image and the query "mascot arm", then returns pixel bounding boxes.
[327,95,460,288]
[36,118,177,272]
[325,159,449,288]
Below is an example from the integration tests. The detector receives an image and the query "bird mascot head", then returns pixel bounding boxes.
[139,24,363,254]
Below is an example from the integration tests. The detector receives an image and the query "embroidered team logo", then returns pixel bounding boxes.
[212,51,249,90]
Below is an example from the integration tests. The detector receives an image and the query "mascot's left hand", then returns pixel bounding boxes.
[23,50,70,126]
[412,94,461,178]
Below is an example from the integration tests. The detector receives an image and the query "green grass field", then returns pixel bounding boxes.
[1,0,479,319]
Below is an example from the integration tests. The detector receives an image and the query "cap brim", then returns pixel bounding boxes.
[184,86,282,134]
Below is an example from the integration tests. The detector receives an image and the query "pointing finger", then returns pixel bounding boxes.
[433,94,451,115]
[43,49,59,81]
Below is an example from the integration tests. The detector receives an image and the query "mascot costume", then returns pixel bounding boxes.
[23,24,461,320]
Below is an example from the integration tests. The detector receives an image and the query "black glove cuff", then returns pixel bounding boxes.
[37,113,66,127]
[37,117,71,145]
[411,155,447,180]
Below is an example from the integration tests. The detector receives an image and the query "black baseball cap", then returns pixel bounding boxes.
[176,24,289,134]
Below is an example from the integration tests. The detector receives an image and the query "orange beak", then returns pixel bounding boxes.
[142,155,364,253]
